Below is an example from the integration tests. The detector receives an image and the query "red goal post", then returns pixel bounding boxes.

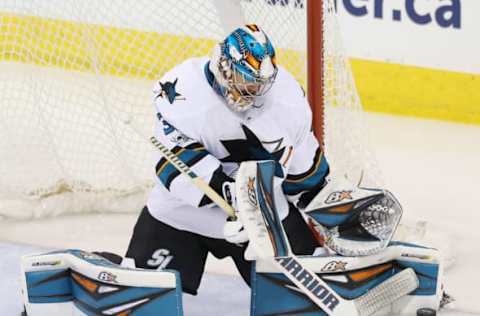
[308,0,325,148]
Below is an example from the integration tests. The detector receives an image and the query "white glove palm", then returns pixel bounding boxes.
[223,218,248,244]
[221,181,249,244]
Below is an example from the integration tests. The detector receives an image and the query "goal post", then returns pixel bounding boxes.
[307,0,325,148]
[0,0,377,220]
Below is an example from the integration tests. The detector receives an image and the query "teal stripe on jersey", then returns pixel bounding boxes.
[156,144,209,190]
[282,149,329,196]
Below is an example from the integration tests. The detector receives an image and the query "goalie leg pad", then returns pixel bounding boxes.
[251,243,444,316]
[21,249,183,316]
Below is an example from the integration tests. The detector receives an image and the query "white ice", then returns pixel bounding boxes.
[1,113,480,316]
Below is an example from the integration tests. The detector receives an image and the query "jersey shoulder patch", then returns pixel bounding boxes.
[153,57,219,138]
[153,58,204,106]
[154,78,186,105]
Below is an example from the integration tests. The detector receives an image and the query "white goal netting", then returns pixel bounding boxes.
[0,0,378,220]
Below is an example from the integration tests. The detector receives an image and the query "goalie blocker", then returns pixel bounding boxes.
[20,249,182,316]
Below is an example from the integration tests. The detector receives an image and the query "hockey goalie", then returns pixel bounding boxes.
[20,25,450,315]
[20,162,450,316]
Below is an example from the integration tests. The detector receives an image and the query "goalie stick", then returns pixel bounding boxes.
[148,136,418,316]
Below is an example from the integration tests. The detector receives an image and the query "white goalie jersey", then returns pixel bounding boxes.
[147,57,329,238]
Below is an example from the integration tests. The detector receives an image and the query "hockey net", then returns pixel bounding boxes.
[0,0,379,220]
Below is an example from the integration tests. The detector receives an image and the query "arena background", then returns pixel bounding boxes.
[1,0,478,124]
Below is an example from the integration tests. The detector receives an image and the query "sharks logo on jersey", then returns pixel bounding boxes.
[156,78,186,104]
[220,124,285,178]
[147,57,330,238]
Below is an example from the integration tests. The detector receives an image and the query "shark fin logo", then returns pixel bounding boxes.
[220,125,285,178]
[156,78,186,104]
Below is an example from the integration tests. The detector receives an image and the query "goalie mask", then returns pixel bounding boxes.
[209,24,278,112]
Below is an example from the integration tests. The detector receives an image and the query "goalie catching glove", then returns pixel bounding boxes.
[302,177,403,256]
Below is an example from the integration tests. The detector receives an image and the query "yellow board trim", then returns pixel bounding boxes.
[1,12,479,124]
[0,12,217,80]
[0,12,305,86]
[351,59,480,125]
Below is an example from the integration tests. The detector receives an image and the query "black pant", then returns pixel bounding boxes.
[125,204,318,295]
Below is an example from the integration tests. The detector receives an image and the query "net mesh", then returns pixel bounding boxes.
[0,0,378,220]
